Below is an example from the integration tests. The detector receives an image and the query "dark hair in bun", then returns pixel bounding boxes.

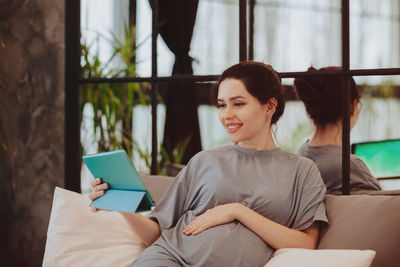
[215,61,285,125]
[294,66,360,127]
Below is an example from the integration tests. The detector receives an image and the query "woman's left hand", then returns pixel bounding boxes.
[183,203,240,235]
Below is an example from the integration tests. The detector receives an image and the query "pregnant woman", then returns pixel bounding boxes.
[90,61,328,266]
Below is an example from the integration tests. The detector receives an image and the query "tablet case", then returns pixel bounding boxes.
[83,150,154,213]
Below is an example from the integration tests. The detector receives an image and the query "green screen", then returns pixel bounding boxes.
[354,140,400,178]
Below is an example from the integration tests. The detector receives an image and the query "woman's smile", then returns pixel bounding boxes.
[225,123,243,133]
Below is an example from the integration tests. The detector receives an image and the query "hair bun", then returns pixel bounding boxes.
[294,66,360,127]
[294,77,321,105]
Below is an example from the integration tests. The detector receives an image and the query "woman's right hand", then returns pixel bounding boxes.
[89,178,108,212]
[88,178,161,245]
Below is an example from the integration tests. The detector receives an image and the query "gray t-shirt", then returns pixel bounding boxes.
[297,141,381,193]
[133,145,327,267]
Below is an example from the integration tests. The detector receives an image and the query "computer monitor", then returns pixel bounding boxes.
[351,139,400,179]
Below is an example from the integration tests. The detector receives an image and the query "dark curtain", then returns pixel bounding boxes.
[148,0,201,164]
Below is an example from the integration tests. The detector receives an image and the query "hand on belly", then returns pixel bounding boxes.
[183,203,240,235]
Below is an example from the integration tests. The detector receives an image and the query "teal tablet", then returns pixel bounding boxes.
[83,150,154,213]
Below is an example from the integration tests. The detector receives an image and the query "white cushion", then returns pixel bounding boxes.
[43,187,146,267]
[265,248,376,267]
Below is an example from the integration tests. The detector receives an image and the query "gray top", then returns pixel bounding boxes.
[297,141,381,193]
[137,145,327,267]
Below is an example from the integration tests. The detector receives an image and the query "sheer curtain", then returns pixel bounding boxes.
[189,0,400,73]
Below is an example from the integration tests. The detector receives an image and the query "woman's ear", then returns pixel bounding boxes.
[266,98,277,116]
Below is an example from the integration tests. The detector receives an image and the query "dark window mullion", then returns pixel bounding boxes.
[341,0,350,195]
[80,75,220,84]
[65,0,81,192]
[151,0,159,175]
[239,0,247,61]
[249,0,255,60]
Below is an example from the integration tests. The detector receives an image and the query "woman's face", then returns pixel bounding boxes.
[217,78,272,147]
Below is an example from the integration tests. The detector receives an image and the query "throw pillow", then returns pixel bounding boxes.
[43,187,146,267]
[265,248,376,267]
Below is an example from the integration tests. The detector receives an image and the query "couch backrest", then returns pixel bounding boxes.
[140,174,175,204]
[318,194,400,267]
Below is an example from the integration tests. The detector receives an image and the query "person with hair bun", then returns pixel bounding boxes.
[90,62,328,266]
[294,66,381,194]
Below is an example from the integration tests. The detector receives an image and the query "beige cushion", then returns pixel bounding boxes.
[265,248,376,267]
[318,194,400,267]
[43,187,146,267]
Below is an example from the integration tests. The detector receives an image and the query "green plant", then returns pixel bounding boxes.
[81,25,151,158]
[133,136,191,175]
[380,81,395,98]
[81,25,192,173]
[360,81,399,99]
[161,135,191,165]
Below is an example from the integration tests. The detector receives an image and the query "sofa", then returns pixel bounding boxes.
[43,174,400,267]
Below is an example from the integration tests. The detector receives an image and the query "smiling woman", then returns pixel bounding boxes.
[216,62,285,151]
[90,61,328,267]
[217,79,275,149]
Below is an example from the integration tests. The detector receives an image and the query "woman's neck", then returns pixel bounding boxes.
[237,131,277,151]
[309,123,342,147]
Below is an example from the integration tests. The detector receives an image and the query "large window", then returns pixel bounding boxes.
[66,0,400,193]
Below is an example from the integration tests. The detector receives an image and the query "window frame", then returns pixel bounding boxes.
[66,0,400,194]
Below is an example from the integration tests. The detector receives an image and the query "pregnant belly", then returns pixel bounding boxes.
[162,221,273,267]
